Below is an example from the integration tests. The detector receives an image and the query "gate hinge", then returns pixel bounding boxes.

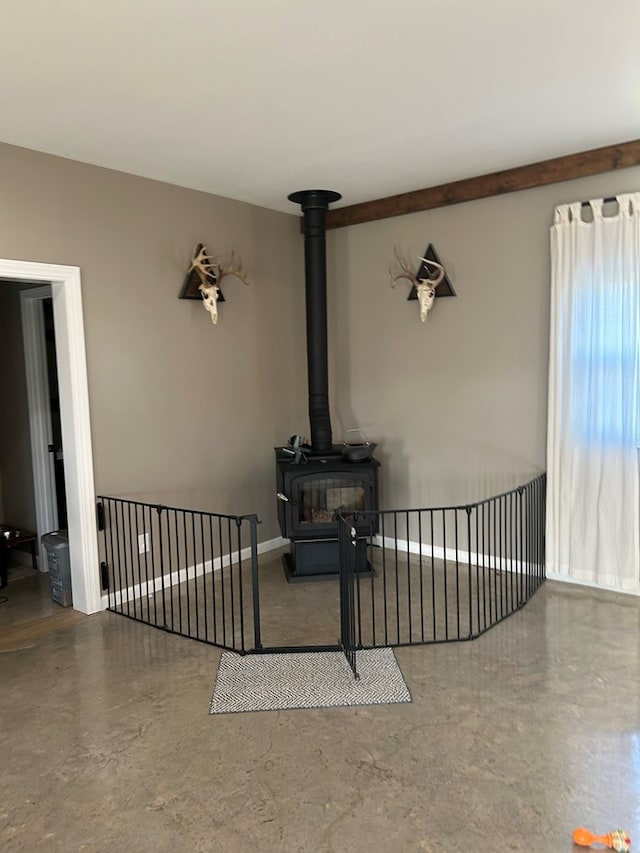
[96,501,105,532]
[100,562,109,591]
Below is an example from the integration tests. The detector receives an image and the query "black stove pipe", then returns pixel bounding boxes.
[288,189,342,452]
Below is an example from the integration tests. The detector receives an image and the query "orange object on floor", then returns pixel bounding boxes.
[572,827,631,852]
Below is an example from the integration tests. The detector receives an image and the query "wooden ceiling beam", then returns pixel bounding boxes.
[324,139,640,230]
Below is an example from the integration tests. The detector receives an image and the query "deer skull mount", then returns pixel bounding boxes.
[389,246,447,322]
[183,243,250,325]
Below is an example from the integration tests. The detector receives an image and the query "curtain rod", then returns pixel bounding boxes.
[581,196,617,208]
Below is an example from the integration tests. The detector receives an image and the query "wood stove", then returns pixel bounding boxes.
[276,189,381,581]
[275,447,379,580]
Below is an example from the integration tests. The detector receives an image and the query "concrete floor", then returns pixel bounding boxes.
[1,556,639,853]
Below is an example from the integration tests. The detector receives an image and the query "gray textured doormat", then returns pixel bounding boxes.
[210,647,412,714]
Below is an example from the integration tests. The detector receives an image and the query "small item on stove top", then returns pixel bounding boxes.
[282,435,309,465]
[342,429,376,462]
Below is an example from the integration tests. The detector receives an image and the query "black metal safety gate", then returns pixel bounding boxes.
[337,516,359,678]
[97,497,262,653]
[335,474,546,673]
[98,474,546,676]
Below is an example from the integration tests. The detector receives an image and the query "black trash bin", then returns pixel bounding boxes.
[41,530,72,607]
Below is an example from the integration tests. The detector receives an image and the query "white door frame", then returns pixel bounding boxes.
[1,259,101,614]
[20,285,59,571]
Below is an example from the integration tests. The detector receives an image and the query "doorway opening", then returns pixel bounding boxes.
[0,259,101,614]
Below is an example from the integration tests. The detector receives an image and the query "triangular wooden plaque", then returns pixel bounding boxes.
[178,243,225,302]
[408,243,455,301]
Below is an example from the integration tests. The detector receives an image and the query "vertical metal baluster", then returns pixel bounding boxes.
[504,494,509,612]
[354,514,363,648]
[504,495,509,613]
[236,519,245,652]
[249,516,261,651]
[442,509,448,640]
[506,494,512,610]
[524,486,529,602]
[466,506,473,638]
[138,503,145,621]
[511,492,516,609]
[528,483,534,597]
[474,504,481,632]
[499,495,505,618]
[535,480,540,589]
[368,521,376,647]
[166,509,175,632]
[135,503,143,619]
[418,510,424,643]
[493,498,500,624]
[107,500,120,611]
[512,492,517,609]
[219,517,226,647]
[454,509,461,639]
[405,510,412,644]
[393,512,400,645]
[531,480,536,588]
[539,477,544,584]
[430,510,436,642]
[183,511,191,637]
[490,499,495,625]
[506,493,512,611]
[116,501,129,615]
[116,501,129,616]
[535,477,540,585]
[150,502,158,624]
[113,500,123,614]
[481,502,488,629]
[543,475,547,576]
[200,513,208,643]
[128,502,138,620]
[520,487,525,603]
[174,511,182,635]
[367,529,375,647]
[538,477,543,584]
[381,513,388,646]
[156,506,166,628]
[228,518,236,648]
[531,479,536,587]
[191,512,199,639]
[209,515,221,648]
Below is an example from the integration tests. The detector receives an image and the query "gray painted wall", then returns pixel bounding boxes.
[0,140,638,540]
[327,167,640,509]
[0,142,308,541]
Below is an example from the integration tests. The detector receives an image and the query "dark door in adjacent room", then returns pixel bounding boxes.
[42,297,67,530]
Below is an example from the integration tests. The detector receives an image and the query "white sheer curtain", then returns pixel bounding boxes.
[547,193,640,592]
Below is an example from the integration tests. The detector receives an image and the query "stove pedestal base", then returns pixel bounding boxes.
[282,539,373,584]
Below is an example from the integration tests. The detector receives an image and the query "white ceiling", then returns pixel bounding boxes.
[1,1,638,214]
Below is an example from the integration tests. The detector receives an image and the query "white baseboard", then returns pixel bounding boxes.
[259,535,288,554]
[374,534,538,576]
[101,535,288,609]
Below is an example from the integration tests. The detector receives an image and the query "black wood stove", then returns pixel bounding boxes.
[276,189,380,581]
